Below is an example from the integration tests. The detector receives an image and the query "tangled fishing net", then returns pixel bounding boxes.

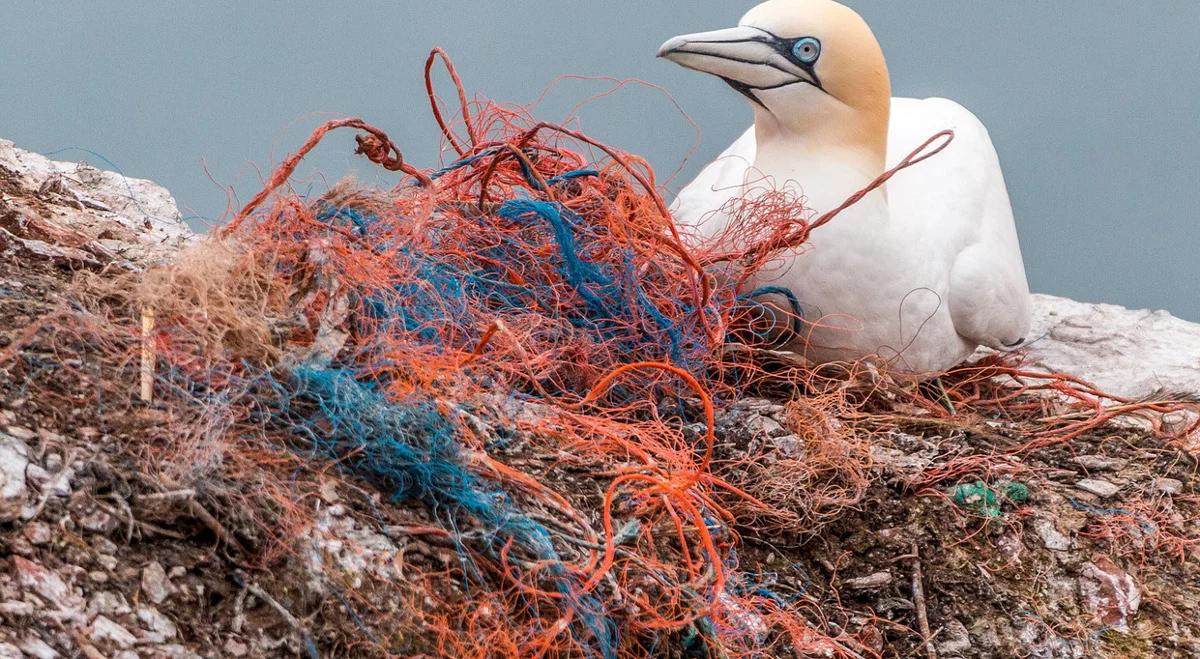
[16,50,1198,657]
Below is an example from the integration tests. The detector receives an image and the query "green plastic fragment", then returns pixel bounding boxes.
[949,480,1029,517]
[1004,482,1030,504]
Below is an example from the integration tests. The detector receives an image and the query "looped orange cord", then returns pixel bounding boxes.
[426,47,479,156]
[225,117,433,234]
[705,129,956,272]
[112,46,1200,658]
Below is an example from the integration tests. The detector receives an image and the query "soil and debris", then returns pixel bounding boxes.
[1,138,1199,659]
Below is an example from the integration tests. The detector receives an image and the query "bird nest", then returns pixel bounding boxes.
[9,50,1198,658]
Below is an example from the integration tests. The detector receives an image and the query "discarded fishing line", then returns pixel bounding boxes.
[23,48,1197,659]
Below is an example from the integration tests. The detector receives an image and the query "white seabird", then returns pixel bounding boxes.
[660,0,1031,375]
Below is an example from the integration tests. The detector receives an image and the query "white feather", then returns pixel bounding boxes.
[672,97,1032,373]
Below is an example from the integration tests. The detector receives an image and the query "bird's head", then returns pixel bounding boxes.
[659,0,891,166]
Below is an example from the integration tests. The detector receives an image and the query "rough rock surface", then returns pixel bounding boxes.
[1079,556,1142,634]
[1016,294,1200,399]
[0,433,29,523]
[0,139,192,268]
[1,140,1199,657]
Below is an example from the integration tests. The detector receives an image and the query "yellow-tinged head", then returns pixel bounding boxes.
[659,0,891,170]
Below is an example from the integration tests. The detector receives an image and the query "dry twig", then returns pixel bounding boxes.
[911,543,938,659]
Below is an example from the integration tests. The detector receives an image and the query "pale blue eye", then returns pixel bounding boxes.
[792,37,821,65]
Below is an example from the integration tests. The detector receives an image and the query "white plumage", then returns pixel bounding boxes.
[661,0,1031,374]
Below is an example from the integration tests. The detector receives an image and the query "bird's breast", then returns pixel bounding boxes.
[739,174,969,371]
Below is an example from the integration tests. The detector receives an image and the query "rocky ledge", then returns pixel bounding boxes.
[0,138,1198,658]
[1021,294,1200,399]
[0,139,192,269]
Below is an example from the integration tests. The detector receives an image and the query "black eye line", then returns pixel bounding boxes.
[772,35,822,71]
[674,47,813,82]
[685,26,825,108]
[722,77,771,109]
[685,27,821,74]
[731,30,826,104]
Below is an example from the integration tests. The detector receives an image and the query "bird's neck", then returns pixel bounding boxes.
[750,97,890,209]
[751,118,889,212]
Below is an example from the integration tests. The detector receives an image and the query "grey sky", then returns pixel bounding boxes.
[2,1,1198,320]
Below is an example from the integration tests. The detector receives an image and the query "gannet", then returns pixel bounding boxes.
[659,0,1031,375]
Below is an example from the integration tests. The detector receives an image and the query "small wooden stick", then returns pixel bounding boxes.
[139,307,156,402]
[65,626,106,659]
[245,579,318,657]
[187,498,247,553]
[134,488,197,503]
[911,543,938,659]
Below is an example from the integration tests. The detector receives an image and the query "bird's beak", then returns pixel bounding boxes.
[657,26,817,91]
